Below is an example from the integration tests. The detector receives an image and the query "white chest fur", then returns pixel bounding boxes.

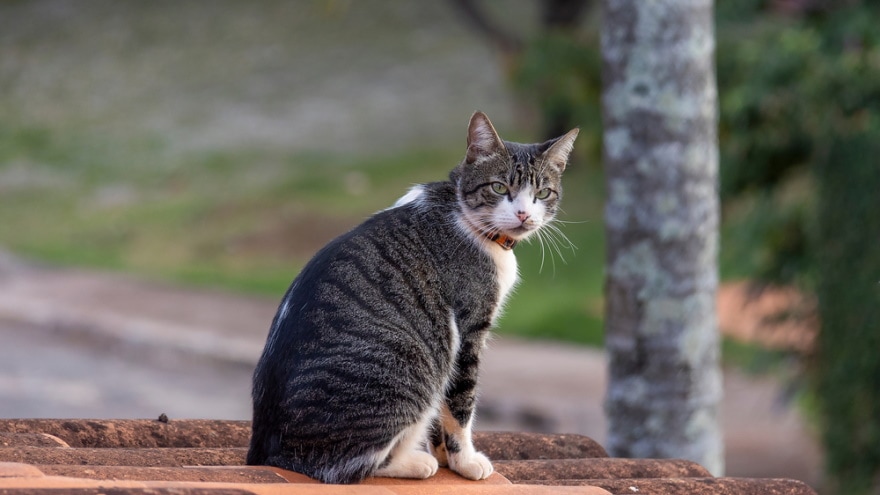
[454,215,521,322]
[488,245,519,323]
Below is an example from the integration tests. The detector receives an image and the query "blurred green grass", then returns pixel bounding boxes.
[0,123,607,346]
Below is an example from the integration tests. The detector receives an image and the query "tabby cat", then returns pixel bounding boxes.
[247,112,578,484]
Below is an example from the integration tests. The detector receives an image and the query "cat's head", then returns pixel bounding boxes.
[452,111,578,246]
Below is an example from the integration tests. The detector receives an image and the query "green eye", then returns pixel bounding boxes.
[535,188,552,200]
[490,182,509,195]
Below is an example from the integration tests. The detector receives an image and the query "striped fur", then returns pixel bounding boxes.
[247,112,578,484]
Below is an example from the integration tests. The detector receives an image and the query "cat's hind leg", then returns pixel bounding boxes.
[428,416,449,467]
[373,410,439,480]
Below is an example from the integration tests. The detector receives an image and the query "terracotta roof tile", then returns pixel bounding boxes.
[0,419,816,494]
[0,419,251,449]
[546,478,817,494]
[494,458,711,481]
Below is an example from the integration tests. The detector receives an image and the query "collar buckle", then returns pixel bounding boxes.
[487,232,517,250]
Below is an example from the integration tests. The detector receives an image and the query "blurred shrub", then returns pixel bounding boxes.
[719,3,880,492]
[512,30,601,150]
[814,124,880,495]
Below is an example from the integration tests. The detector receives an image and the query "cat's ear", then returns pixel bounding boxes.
[466,111,505,164]
[541,128,579,173]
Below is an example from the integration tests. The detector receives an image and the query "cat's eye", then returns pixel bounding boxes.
[535,188,553,200]
[490,182,509,195]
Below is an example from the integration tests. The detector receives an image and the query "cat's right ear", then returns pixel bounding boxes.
[466,111,505,164]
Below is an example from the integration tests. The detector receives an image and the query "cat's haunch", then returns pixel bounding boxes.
[247,112,578,484]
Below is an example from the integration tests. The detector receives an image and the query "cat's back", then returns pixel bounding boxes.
[296,181,476,290]
[295,181,463,297]
[265,181,487,356]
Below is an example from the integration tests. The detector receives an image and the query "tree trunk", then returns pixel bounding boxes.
[600,0,723,475]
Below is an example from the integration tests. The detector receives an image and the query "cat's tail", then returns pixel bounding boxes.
[247,361,285,466]
[248,417,381,484]
[245,418,278,466]
[265,451,380,485]
[247,390,287,467]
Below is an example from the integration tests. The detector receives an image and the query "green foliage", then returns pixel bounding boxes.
[813,128,880,495]
[512,30,602,149]
[717,3,880,492]
[716,18,824,286]
[719,175,816,286]
[717,2,880,280]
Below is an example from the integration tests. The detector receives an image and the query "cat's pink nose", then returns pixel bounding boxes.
[516,211,530,223]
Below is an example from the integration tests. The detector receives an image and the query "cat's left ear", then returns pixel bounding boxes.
[541,128,579,173]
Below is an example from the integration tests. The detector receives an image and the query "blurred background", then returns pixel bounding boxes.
[1,0,878,492]
[0,0,607,342]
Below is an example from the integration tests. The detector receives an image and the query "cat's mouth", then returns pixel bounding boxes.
[458,208,539,244]
[501,223,538,240]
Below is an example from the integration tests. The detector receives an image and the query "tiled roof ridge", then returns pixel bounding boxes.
[0,419,817,494]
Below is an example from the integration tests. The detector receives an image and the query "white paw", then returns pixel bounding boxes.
[375,450,439,479]
[431,442,449,467]
[449,451,493,480]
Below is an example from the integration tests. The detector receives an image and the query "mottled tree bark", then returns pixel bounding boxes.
[600,0,723,475]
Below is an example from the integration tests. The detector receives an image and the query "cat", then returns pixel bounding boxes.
[247,111,578,484]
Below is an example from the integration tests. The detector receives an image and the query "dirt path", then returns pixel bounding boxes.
[0,254,821,487]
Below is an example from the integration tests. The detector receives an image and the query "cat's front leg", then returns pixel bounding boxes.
[437,402,492,480]
[440,338,493,480]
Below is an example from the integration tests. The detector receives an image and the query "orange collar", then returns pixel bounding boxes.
[487,232,517,250]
